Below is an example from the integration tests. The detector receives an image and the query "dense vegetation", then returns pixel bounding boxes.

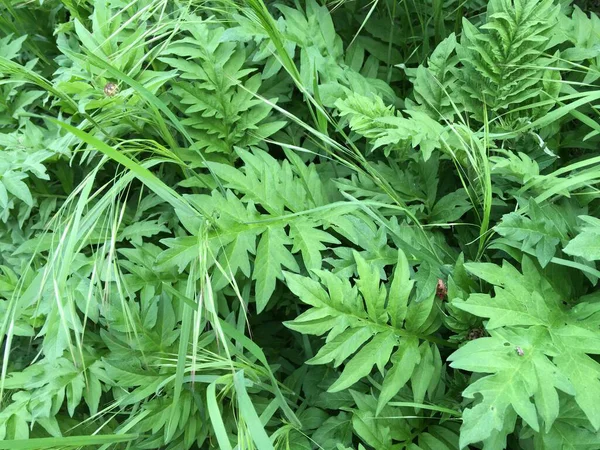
[2,0,600,448]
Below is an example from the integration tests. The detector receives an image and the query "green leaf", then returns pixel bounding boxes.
[233,371,275,450]
[535,416,600,449]
[352,409,392,450]
[286,253,443,403]
[289,220,340,271]
[155,236,200,273]
[207,381,234,450]
[564,232,600,261]
[2,173,33,207]
[411,342,436,405]
[328,330,396,392]
[407,32,458,119]
[387,249,413,328]
[460,262,554,329]
[0,34,27,60]
[253,226,299,312]
[377,336,420,414]
[564,215,600,261]
[312,413,352,448]
[495,200,568,267]
[284,272,330,308]
[405,290,437,333]
[48,119,197,217]
[335,93,443,158]
[456,0,559,119]
[429,189,472,224]
[0,434,138,449]
[413,261,440,304]
[307,327,374,367]
[450,257,600,448]
[119,220,169,245]
[354,251,387,324]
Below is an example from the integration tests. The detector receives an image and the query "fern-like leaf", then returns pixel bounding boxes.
[336,93,445,160]
[285,250,443,414]
[456,0,559,120]
[159,20,285,155]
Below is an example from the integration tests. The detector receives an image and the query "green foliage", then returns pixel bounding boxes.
[336,93,445,160]
[405,33,460,119]
[2,0,600,449]
[159,18,286,156]
[456,0,561,120]
[494,199,571,267]
[285,250,443,412]
[564,215,600,261]
[450,257,600,448]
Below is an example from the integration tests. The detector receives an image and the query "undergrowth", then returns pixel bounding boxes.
[1,0,600,449]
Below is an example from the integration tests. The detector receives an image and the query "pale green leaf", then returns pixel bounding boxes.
[377,336,420,414]
[307,327,374,367]
[387,249,413,328]
[2,173,33,206]
[253,226,299,312]
[411,342,435,405]
[354,251,387,324]
[289,220,340,271]
[564,217,600,261]
[328,331,396,393]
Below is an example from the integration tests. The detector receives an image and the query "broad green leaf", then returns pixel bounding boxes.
[405,290,437,333]
[413,261,440,304]
[0,34,27,60]
[450,331,544,447]
[0,182,8,209]
[2,173,33,207]
[284,310,340,336]
[456,0,559,119]
[535,419,600,449]
[429,189,472,223]
[408,33,458,119]
[119,220,169,245]
[286,255,442,403]
[154,237,200,273]
[312,413,352,448]
[460,262,555,329]
[284,272,329,308]
[564,232,600,261]
[564,216,600,261]
[553,352,600,431]
[450,257,600,447]
[213,229,257,289]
